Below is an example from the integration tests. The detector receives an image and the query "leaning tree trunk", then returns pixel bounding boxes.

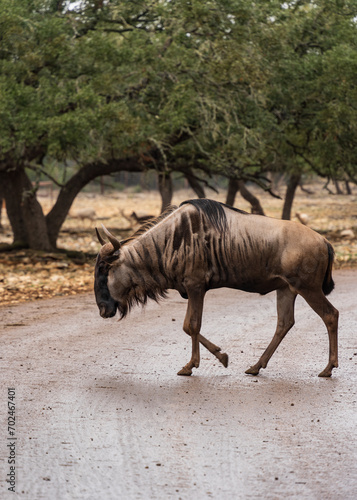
[45,157,144,248]
[238,181,265,215]
[1,131,193,249]
[1,168,52,250]
[226,178,265,215]
[158,172,173,213]
[282,173,301,220]
[185,170,206,199]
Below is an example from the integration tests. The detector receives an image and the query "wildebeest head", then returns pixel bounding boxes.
[94,225,121,319]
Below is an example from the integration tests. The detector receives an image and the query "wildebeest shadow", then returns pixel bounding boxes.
[87,369,341,422]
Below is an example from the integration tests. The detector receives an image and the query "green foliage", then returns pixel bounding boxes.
[255,0,357,179]
[1,0,357,184]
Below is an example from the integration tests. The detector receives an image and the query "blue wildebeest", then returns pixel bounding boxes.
[94,199,338,377]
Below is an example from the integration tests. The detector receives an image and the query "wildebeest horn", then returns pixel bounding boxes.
[95,227,106,246]
[101,224,121,252]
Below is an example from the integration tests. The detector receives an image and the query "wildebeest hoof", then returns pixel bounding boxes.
[318,361,337,377]
[177,366,193,376]
[219,353,229,368]
[245,365,260,376]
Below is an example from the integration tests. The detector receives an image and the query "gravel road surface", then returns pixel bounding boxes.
[1,270,356,499]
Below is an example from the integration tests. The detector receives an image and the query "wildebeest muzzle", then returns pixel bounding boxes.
[98,299,118,318]
[94,260,119,318]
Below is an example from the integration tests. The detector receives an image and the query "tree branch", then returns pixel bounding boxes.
[25,164,65,188]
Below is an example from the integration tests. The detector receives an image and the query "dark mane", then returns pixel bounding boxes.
[180,199,248,233]
[121,205,178,245]
[220,202,249,216]
[121,199,248,245]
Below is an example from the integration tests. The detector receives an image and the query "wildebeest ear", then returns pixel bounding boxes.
[95,227,106,246]
[101,224,121,252]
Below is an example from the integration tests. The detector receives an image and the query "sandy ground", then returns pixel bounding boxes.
[0,269,356,499]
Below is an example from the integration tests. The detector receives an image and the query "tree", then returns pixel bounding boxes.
[0,0,270,248]
[226,178,265,215]
[2,0,357,250]
[0,0,120,249]
[0,0,187,248]
[254,0,357,216]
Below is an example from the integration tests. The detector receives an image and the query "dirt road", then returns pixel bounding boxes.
[1,270,356,499]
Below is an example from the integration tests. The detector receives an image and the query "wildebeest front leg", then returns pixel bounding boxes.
[198,334,229,368]
[177,288,205,376]
[246,286,297,376]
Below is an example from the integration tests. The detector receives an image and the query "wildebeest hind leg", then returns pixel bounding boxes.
[297,288,338,377]
[246,286,297,376]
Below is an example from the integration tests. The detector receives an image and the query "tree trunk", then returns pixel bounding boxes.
[0,191,3,230]
[1,131,193,249]
[226,178,239,206]
[333,179,343,195]
[282,173,301,220]
[158,172,173,213]
[345,181,352,195]
[46,157,144,247]
[226,178,265,214]
[0,158,143,250]
[1,168,52,250]
[0,171,27,244]
[238,181,265,215]
[185,170,206,199]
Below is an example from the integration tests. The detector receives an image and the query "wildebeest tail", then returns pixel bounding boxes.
[322,241,335,296]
